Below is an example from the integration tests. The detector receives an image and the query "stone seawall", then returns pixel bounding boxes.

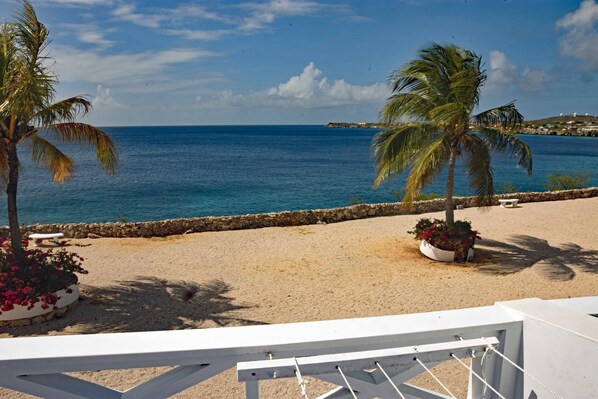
[5,188,597,239]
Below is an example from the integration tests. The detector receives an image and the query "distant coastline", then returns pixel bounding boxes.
[326,114,598,137]
[325,122,388,129]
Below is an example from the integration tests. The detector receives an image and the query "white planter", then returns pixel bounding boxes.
[0,284,79,321]
[419,240,474,263]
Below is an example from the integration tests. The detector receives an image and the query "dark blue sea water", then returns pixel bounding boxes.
[2,125,597,224]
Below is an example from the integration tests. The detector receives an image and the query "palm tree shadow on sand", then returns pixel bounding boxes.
[476,235,598,281]
[5,277,264,337]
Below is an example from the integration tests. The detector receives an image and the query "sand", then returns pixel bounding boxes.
[1,197,597,398]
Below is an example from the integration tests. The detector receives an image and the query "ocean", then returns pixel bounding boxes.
[3,125,597,225]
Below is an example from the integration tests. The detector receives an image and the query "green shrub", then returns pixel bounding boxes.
[348,195,365,205]
[415,192,442,201]
[114,214,129,223]
[391,189,442,201]
[545,170,591,191]
[497,181,518,194]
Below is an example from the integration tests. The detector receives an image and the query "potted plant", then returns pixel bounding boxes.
[409,218,480,262]
[0,239,87,323]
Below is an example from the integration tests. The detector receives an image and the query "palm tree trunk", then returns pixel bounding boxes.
[445,151,456,227]
[6,141,24,265]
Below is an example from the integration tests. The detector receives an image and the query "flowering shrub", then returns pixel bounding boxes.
[0,239,87,314]
[409,218,480,262]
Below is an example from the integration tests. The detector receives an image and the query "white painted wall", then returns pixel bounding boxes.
[500,299,598,399]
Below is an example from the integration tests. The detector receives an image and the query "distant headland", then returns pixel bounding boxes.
[523,114,598,137]
[326,114,598,137]
[325,122,388,129]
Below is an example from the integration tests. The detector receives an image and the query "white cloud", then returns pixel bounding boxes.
[51,45,217,92]
[239,0,324,31]
[268,62,326,99]
[556,0,598,70]
[112,4,163,28]
[62,24,114,49]
[488,50,517,84]
[557,0,598,28]
[82,0,360,43]
[79,30,113,49]
[488,50,551,91]
[92,85,123,108]
[197,62,387,108]
[45,0,112,5]
[167,4,230,23]
[112,2,229,29]
[165,29,231,41]
[236,0,365,31]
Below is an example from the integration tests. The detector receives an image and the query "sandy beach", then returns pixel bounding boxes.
[1,197,597,398]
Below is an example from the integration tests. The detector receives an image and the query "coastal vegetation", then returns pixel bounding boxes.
[0,1,117,265]
[372,42,532,226]
[371,43,532,260]
[348,195,365,205]
[545,170,592,191]
[390,189,442,202]
[0,1,115,319]
[497,180,518,194]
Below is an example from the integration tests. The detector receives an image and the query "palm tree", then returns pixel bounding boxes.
[372,42,532,226]
[0,1,118,265]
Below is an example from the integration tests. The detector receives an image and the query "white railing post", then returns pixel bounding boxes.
[245,380,259,399]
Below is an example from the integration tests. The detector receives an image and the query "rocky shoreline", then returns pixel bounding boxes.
[4,188,596,239]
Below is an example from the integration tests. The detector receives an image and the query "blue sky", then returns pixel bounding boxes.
[1,0,597,126]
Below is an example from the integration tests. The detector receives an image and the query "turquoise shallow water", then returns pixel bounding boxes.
[2,125,597,224]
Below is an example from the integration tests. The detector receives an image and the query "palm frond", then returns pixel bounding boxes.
[384,42,486,128]
[472,102,523,130]
[428,102,468,128]
[372,123,438,188]
[449,68,484,113]
[403,136,450,205]
[476,127,532,175]
[462,134,495,205]
[41,123,118,174]
[4,0,56,127]
[0,23,18,98]
[15,0,50,66]
[33,96,93,125]
[380,92,433,123]
[25,134,74,182]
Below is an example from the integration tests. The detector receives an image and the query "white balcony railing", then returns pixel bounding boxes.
[0,296,597,398]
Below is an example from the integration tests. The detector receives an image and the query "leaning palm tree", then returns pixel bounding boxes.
[372,42,532,227]
[0,1,117,265]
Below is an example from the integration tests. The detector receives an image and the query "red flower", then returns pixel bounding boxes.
[0,245,86,315]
